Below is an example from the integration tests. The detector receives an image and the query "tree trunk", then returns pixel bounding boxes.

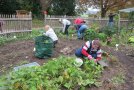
[100,0,107,18]
[101,9,107,18]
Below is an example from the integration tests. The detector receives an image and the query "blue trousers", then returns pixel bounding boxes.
[77,25,87,39]
[108,22,114,28]
[75,48,97,59]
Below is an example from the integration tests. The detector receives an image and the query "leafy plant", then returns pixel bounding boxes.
[100,25,118,37]
[0,29,43,45]
[90,23,100,32]
[1,56,103,90]
[111,73,125,85]
[97,33,107,42]
[56,29,77,39]
[128,36,134,43]
[129,11,134,21]
[0,37,16,46]
[84,29,98,40]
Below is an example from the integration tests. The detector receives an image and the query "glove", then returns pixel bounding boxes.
[88,55,93,60]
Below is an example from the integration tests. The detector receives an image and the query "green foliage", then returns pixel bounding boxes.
[17,0,42,18]
[1,56,103,90]
[100,25,118,37]
[97,33,107,42]
[0,0,42,18]
[17,0,33,11]
[111,29,134,45]
[84,29,107,42]
[0,37,16,46]
[56,29,77,39]
[68,29,76,35]
[128,36,134,43]
[111,73,125,85]
[0,0,20,14]
[32,19,44,28]
[90,23,100,32]
[129,11,134,21]
[47,0,76,15]
[84,29,98,40]
[0,29,43,46]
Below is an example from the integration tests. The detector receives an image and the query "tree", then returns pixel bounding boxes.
[79,0,131,17]
[17,0,42,18]
[0,0,20,14]
[39,0,53,11]
[47,0,76,15]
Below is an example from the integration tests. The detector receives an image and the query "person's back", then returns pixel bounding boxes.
[59,19,71,36]
[45,28,58,41]
[44,25,58,41]
[44,25,58,48]
[74,18,84,25]
[108,13,116,27]
[109,14,114,22]
[62,19,71,25]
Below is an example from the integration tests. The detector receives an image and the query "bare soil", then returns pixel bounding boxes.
[0,38,134,90]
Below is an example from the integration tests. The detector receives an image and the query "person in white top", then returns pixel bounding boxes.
[59,18,71,36]
[44,25,58,48]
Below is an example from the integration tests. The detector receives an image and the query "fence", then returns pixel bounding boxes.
[0,13,32,36]
[44,15,131,30]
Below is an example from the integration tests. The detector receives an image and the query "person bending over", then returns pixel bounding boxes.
[75,39,102,62]
[44,25,58,48]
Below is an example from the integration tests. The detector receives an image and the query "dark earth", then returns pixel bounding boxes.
[0,38,134,90]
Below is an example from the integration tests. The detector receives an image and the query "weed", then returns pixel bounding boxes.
[111,73,125,86]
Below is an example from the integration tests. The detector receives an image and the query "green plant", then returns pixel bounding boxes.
[0,29,43,46]
[111,73,125,85]
[56,29,77,40]
[100,25,117,37]
[1,56,103,90]
[129,11,134,21]
[84,29,98,40]
[90,23,100,32]
[0,37,16,46]
[32,19,44,28]
[97,33,107,42]
[128,36,134,43]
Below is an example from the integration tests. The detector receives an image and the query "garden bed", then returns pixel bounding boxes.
[0,38,134,90]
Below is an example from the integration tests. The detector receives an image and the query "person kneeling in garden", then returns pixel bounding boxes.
[75,39,102,62]
[44,25,58,48]
[77,21,88,39]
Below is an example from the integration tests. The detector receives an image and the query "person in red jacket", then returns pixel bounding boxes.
[75,39,102,62]
[74,18,84,31]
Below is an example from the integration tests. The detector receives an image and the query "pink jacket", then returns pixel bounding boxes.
[74,18,84,25]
